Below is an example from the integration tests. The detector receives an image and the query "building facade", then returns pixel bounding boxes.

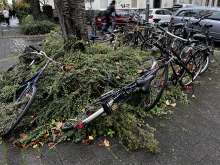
[85,0,220,10]
[36,0,220,10]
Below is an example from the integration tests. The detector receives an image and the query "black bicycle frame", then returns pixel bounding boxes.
[18,60,50,91]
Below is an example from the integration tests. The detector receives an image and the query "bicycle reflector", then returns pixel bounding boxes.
[75,121,85,129]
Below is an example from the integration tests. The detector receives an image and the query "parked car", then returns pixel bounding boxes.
[172,4,197,12]
[171,7,220,41]
[148,8,173,23]
[95,10,136,30]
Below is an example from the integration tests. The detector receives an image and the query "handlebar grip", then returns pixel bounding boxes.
[29,45,41,52]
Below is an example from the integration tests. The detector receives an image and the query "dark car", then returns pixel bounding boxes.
[95,10,136,30]
[171,7,220,41]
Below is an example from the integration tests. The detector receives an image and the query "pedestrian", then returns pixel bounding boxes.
[102,0,117,33]
[11,8,16,18]
[2,8,10,26]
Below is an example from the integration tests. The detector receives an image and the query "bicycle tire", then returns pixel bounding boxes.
[1,85,36,136]
[142,64,168,111]
[179,50,205,86]
[199,54,210,74]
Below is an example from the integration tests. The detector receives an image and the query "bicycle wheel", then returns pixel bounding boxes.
[141,38,155,50]
[173,27,184,37]
[0,84,36,136]
[180,50,205,86]
[199,53,210,74]
[141,63,168,111]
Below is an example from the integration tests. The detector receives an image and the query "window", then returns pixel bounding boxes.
[177,10,187,17]
[207,11,220,20]
[100,0,108,9]
[218,0,220,6]
[131,0,137,8]
[164,10,172,15]
[155,10,164,15]
[177,10,197,17]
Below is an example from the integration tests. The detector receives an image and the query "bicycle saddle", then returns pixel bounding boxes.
[193,34,206,41]
[153,18,161,23]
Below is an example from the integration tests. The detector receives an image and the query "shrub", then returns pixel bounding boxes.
[21,15,56,35]
[0,30,188,153]
[14,1,31,21]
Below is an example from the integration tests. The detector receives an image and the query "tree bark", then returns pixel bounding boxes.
[30,0,41,19]
[54,0,87,41]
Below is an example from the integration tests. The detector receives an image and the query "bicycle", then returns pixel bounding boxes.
[0,46,72,136]
[154,26,210,86]
[62,56,168,131]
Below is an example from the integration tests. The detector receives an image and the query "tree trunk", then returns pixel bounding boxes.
[30,0,41,19]
[54,0,87,41]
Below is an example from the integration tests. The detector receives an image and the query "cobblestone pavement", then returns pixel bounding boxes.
[0,29,220,165]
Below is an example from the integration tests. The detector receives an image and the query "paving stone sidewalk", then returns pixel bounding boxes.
[0,28,220,165]
[0,26,45,71]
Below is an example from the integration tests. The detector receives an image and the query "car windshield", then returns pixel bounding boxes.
[207,11,220,21]
[194,10,220,21]
[177,10,198,17]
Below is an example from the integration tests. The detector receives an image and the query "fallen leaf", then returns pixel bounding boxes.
[48,142,55,148]
[88,136,94,140]
[116,76,120,79]
[19,133,28,141]
[137,69,144,74]
[165,100,171,106]
[63,64,74,72]
[39,142,44,147]
[170,103,177,107]
[33,144,38,149]
[82,139,92,145]
[98,138,110,147]
[44,132,49,139]
[112,104,118,111]
[56,122,63,130]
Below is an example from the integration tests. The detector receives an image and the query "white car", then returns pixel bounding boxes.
[148,9,172,23]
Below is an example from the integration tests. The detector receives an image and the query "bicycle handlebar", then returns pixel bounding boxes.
[28,45,75,71]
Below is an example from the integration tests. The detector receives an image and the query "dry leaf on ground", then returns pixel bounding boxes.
[98,138,110,147]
